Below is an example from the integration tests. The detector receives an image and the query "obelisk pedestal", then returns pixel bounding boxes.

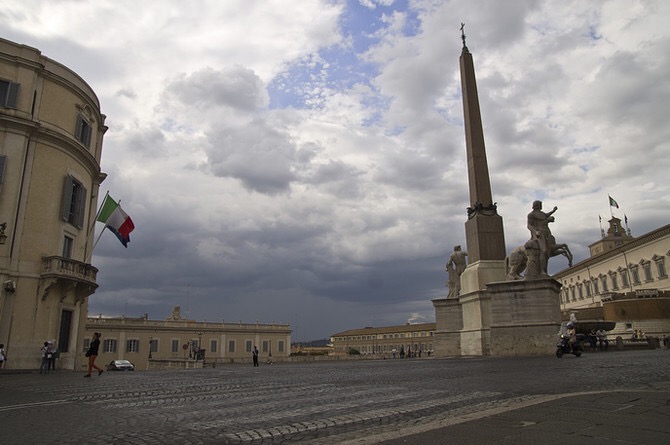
[458,256,506,356]
[432,297,463,356]
[488,278,562,355]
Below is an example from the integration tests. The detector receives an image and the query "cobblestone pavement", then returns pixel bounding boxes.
[0,350,668,444]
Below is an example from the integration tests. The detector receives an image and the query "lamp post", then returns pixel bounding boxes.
[148,336,153,359]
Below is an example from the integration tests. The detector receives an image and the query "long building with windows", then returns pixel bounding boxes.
[83,306,291,370]
[0,38,107,369]
[331,323,435,356]
[554,218,670,337]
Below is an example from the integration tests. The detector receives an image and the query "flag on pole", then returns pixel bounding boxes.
[625,214,628,224]
[608,195,619,208]
[97,194,135,247]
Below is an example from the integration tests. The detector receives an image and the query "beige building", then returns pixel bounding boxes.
[83,307,291,370]
[331,323,435,356]
[0,38,107,369]
[554,218,670,337]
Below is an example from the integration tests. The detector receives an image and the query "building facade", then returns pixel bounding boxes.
[331,323,435,356]
[83,306,291,370]
[0,38,107,369]
[554,218,670,337]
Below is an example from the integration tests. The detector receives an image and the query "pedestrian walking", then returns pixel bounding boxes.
[252,345,259,367]
[0,343,6,369]
[40,341,50,374]
[84,332,104,377]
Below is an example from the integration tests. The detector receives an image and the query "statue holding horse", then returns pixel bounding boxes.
[506,200,572,280]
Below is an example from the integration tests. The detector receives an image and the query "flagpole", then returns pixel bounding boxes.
[92,225,108,252]
[94,191,109,221]
[85,191,109,263]
[624,214,631,236]
[608,195,614,218]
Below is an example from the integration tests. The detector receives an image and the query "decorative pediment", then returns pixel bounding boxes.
[76,103,93,120]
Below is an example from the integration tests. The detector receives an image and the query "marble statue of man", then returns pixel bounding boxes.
[446,245,468,298]
[527,200,557,275]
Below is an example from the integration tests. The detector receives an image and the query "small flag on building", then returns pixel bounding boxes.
[608,195,619,209]
[97,193,135,247]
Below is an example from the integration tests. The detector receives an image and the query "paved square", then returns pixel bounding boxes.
[1,350,668,444]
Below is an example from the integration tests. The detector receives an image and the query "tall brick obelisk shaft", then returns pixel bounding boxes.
[459,43,506,263]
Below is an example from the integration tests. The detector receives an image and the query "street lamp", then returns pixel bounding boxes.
[148,336,153,359]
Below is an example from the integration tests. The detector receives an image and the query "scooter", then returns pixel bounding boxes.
[556,333,585,358]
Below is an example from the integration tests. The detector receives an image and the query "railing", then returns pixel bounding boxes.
[41,256,98,284]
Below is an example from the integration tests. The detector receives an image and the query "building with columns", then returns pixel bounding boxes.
[0,38,107,369]
[83,307,291,370]
[554,218,670,338]
[330,323,435,356]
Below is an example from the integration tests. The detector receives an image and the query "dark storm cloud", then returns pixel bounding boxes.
[206,119,298,194]
[9,1,668,341]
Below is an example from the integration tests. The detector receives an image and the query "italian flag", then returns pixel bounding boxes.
[608,195,619,209]
[97,193,135,247]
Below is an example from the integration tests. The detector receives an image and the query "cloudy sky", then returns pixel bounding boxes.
[2,0,669,341]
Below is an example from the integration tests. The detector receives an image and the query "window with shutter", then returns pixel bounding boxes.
[62,235,74,258]
[61,175,87,229]
[75,116,92,148]
[0,80,19,108]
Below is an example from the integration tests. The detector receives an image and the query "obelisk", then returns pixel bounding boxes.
[455,24,507,356]
[459,25,506,265]
[434,26,561,357]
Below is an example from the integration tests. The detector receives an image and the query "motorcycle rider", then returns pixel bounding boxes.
[566,321,578,352]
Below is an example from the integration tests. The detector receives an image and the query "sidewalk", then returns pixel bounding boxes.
[373,389,670,445]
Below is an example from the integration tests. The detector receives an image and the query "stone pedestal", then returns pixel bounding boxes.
[458,260,505,356]
[432,297,463,357]
[459,289,491,355]
[488,278,562,356]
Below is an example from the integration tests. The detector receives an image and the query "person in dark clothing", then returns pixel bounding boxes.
[48,341,57,371]
[84,332,103,377]
[587,330,597,351]
[252,346,259,367]
[40,341,50,374]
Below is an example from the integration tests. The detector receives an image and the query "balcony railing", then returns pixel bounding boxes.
[41,256,98,286]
